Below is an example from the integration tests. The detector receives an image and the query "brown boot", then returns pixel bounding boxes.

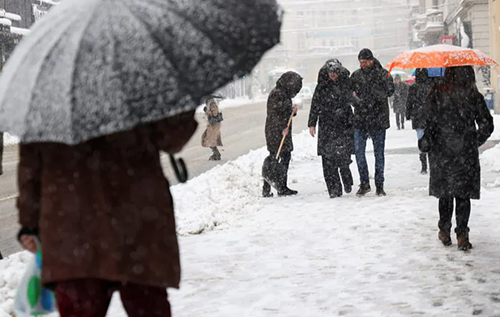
[457,232,472,251]
[438,231,452,246]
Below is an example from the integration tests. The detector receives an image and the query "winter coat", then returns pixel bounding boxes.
[308,62,354,166]
[406,69,433,130]
[265,71,302,154]
[350,59,395,130]
[17,112,198,289]
[201,98,223,147]
[393,82,409,113]
[423,84,493,199]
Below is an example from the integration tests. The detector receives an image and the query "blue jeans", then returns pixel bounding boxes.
[354,129,386,184]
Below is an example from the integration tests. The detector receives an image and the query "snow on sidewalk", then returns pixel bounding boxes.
[2,118,500,316]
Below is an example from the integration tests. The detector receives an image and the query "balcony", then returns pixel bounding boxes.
[415,9,444,41]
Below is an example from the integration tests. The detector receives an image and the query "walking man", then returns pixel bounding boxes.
[350,48,394,196]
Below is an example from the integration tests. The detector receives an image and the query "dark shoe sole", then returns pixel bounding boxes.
[356,189,371,197]
[262,193,274,198]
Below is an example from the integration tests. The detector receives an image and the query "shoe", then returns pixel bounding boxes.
[355,183,371,197]
[344,184,352,194]
[263,191,273,198]
[329,192,342,198]
[278,188,298,196]
[262,181,273,198]
[209,155,221,161]
[457,231,472,251]
[420,169,428,175]
[438,231,452,246]
[375,183,386,196]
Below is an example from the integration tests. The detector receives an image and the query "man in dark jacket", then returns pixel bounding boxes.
[263,71,302,197]
[393,75,409,130]
[350,48,394,196]
[406,68,432,174]
[308,59,354,198]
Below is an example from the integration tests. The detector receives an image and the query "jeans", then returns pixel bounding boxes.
[354,129,386,184]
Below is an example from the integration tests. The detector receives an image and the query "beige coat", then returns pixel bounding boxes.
[201,99,223,147]
[17,112,197,289]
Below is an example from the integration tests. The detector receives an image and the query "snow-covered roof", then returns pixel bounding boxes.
[10,26,30,36]
[0,18,12,26]
[38,0,60,5]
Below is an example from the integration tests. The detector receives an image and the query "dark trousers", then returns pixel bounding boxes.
[55,279,171,317]
[354,129,386,185]
[438,197,471,234]
[322,156,353,196]
[263,151,291,192]
[395,112,405,129]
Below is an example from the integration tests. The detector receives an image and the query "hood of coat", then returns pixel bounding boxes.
[318,59,350,86]
[276,71,303,98]
[415,68,430,84]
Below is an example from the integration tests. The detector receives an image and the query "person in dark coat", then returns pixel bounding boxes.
[393,75,409,130]
[308,59,354,198]
[350,48,395,197]
[407,68,433,174]
[17,111,198,316]
[263,71,302,197]
[420,66,494,251]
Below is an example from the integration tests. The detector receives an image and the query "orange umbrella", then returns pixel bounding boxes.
[386,44,498,73]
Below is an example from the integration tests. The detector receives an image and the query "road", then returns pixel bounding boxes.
[0,100,311,257]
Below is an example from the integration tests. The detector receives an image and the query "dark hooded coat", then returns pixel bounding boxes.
[350,59,395,130]
[406,68,433,129]
[265,71,302,153]
[422,68,494,199]
[308,59,354,165]
[393,82,409,113]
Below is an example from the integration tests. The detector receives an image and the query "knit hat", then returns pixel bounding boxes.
[358,48,374,60]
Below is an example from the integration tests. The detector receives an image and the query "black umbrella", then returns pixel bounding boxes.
[0,0,282,145]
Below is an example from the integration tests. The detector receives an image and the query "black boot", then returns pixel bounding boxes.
[278,187,298,196]
[262,180,273,198]
[209,147,221,161]
[419,153,427,174]
[356,183,371,197]
[375,183,386,196]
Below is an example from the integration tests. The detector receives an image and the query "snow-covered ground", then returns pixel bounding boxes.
[1,115,500,316]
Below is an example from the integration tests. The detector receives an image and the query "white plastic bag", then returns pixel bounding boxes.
[14,241,56,316]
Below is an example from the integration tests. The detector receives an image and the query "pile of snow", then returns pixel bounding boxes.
[2,132,19,146]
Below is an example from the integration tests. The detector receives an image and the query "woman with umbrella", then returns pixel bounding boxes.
[420,66,494,251]
[308,59,354,198]
[1,0,283,315]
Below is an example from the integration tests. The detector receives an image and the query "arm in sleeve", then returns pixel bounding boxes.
[152,110,198,154]
[17,143,42,231]
[308,88,321,127]
[406,87,415,120]
[386,71,395,97]
[475,94,494,147]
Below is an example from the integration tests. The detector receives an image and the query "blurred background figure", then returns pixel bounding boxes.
[407,68,433,174]
[392,74,409,130]
[202,97,224,161]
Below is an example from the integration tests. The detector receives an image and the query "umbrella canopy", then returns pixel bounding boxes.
[386,44,498,73]
[0,0,281,144]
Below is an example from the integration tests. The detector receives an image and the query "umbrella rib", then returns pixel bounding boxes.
[68,2,105,144]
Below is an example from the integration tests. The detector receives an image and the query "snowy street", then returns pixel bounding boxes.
[3,115,499,316]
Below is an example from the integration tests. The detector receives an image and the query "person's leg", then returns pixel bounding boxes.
[401,112,405,129]
[339,165,353,193]
[371,129,386,195]
[278,151,297,195]
[55,279,114,317]
[354,129,369,184]
[455,197,472,250]
[438,197,453,246]
[119,283,171,317]
[354,129,371,196]
[396,113,401,129]
[322,156,336,196]
[209,147,221,160]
